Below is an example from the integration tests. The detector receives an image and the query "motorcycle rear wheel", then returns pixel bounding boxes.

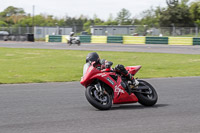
[134,80,158,106]
[77,41,81,46]
[85,85,112,110]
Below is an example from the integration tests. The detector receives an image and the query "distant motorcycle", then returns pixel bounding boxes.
[80,61,158,110]
[66,32,81,46]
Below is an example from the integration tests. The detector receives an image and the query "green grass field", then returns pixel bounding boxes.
[0,47,200,84]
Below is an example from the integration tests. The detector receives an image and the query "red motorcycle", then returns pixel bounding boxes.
[80,61,158,110]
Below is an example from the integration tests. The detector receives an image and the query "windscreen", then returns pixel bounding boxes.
[83,63,90,76]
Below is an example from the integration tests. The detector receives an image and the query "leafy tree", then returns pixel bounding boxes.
[116,8,132,25]
[0,6,26,25]
[58,18,65,26]
[159,0,193,27]
[136,7,161,27]
[33,15,46,26]
[83,20,92,33]
[19,16,32,26]
[0,6,25,17]
[1,2,200,35]
[103,13,118,25]
[0,21,8,26]
[93,14,104,25]
[190,1,200,26]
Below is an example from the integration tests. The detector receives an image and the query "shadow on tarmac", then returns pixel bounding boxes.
[111,104,169,110]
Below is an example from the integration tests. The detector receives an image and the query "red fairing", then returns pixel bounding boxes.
[80,65,101,87]
[126,65,142,76]
[112,75,138,104]
[80,64,138,104]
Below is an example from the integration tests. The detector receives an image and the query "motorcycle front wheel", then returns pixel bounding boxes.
[85,85,112,110]
[134,80,158,106]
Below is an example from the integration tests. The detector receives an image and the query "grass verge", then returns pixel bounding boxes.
[0,47,200,84]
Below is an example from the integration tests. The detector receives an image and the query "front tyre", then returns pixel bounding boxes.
[134,80,158,106]
[85,86,112,110]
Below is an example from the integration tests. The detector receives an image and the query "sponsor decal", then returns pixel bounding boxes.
[97,73,107,77]
[115,85,125,95]
[107,77,114,85]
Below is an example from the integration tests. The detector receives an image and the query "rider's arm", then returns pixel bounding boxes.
[100,59,106,69]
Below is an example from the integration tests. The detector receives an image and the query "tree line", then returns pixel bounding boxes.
[0,0,200,33]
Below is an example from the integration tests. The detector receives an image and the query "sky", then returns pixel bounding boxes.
[0,0,195,20]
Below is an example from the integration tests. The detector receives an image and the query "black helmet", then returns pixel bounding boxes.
[86,52,100,63]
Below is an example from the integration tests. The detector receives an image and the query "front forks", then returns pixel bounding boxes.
[94,82,110,103]
[94,82,104,96]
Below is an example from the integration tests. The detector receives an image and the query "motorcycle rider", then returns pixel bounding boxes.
[85,52,139,87]
[69,32,75,45]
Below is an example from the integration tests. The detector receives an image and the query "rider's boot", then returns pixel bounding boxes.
[123,73,139,95]
[127,73,139,88]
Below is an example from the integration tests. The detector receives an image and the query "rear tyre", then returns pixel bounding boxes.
[77,41,81,46]
[85,85,112,110]
[134,80,158,106]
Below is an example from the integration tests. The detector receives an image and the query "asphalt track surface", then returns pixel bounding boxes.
[1,41,200,133]
[0,41,200,54]
[0,77,200,133]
